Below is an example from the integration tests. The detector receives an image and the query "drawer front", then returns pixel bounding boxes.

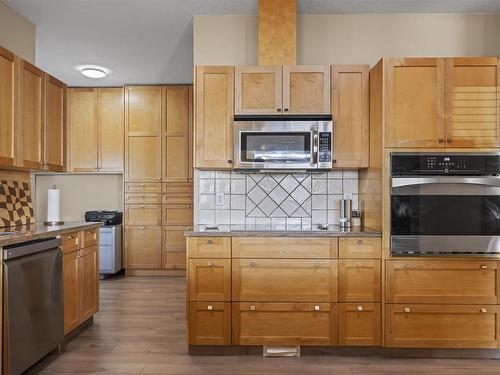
[339,237,381,258]
[162,204,193,225]
[187,237,231,258]
[188,259,231,301]
[232,302,337,346]
[61,231,80,254]
[339,303,381,346]
[163,182,193,194]
[232,259,337,302]
[125,204,161,226]
[386,304,500,349]
[386,260,500,304]
[82,228,98,248]
[125,193,161,204]
[162,194,193,205]
[125,182,161,193]
[189,302,231,345]
[339,259,381,302]
[232,237,337,259]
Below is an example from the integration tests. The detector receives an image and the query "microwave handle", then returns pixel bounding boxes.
[312,131,318,164]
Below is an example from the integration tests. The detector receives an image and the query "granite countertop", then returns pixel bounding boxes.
[185,224,381,237]
[0,222,103,247]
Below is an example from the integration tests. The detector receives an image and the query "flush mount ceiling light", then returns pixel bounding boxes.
[80,67,107,78]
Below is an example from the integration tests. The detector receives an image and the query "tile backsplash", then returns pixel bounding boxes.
[194,170,358,228]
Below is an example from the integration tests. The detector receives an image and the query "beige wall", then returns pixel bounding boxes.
[194,13,500,66]
[35,174,123,222]
[0,1,35,63]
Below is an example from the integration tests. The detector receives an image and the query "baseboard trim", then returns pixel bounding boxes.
[125,269,186,277]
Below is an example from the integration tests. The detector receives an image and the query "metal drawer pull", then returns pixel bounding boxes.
[356,263,363,268]
[357,240,363,245]
[481,265,488,269]
[141,226,145,230]
[314,305,320,311]
[481,308,487,313]
[357,306,363,311]
[141,183,145,187]
[207,240,213,244]
[250,262,257,267]
[404,264,411,269]
[313,262,321,268]
[207,305,213,311]
[207,261,214,267]
[141,205,145,208]
[404,307,411,313]
[250,305,256,311]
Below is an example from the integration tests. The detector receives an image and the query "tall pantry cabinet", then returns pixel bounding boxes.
[124,85,193,274]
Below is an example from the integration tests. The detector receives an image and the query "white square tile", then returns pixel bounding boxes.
[343,179,358,195]
[256,217,271,226]
[215,209,231,224]
[352,194,359,210]
[301,218,312,229]
[231,195,245,210]
[327,171,343,179]
[343,170,359,179]
[328,210,340,225]
[198,210,215,224]
[215,194,231,210]
[311,209,327,224]
[247,186,267,205]
[290,185,310,205]
[312,195,327,209]
[312,179,327,194]
[198,171,215,179]
[328,180,343,194]
[230,210,245,225]
[286,218,301,227]
[215,179,230,194]
[271,218,286,230]
[312,173,327,179]
[199,194,215,209]
[269,185,288,205]
[231,179,246,194]
[199,179,215,194]
[327,194,343,210]
[260,175,278,194]
[231,171,246,180]
[259,196,278,216]
[245,217,256,226]
[216,171,231,179]
[280,175,300,193]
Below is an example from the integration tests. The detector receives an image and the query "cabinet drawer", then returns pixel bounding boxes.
[82,228,98,248]
[61,231,80,254]
[125,193,161,204]
[232,259,337,302]
[125,182,161,193]
[339,237,381,258]
[189,302,231,345]
[162,194,193,205]
[187,237,231,258]
[386,304,500,349]
[162,204,193,225]
[125,204,161,226]
[339,303,381,346]
[232,237,337,258]
[163,182,193,194]
[339,259,381,302]
[386,260,500,304]
[232,302,337,346]
[188,259,231,301]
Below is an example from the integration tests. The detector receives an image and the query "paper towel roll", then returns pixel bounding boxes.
[47,187,61,222]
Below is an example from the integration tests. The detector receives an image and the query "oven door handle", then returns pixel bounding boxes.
[392,176,500,188]
[392,176,500,195]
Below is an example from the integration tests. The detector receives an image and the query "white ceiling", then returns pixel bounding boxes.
[5,0,500,86]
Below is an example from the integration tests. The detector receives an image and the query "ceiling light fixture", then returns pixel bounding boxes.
[80,66,107,79]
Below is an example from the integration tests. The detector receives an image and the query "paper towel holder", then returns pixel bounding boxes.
[44,185,64,227]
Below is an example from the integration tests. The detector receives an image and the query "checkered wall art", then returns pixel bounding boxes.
[0,180,34,227]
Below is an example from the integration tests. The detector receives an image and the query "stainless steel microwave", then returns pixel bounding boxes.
[233,116,333,170]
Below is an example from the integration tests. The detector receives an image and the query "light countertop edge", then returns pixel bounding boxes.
[184,226,381,237]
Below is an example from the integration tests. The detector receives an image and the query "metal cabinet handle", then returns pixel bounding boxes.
[313,262,321,268]
[357,240,363,245]
[141,226,145,230]
[357,306,364,311]
[250,262,257,267]
[481,308,487,313]
[141,205,145,208]
[404,264,411,269]
[227,160,233,164]
[356,263,363,268]
[277,108,282,112]
[438,138,444,143]
[250,305,256,311]
[284,108,289,112]
[141,183,145,187]
[481,264,488,269]
[314,305,320,311]
[404,307,411,313]
[447,139,452,144]
[207,261,214,267]
[207,240,213,244]
[207,305,213,311]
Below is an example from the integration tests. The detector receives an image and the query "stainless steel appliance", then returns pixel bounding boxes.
[339,196,352,228]
[3,237,63,374]
[233,115,333,170]
[391,152,500,255]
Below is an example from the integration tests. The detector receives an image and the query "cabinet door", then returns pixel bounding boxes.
[331,66,369,168]
[283,65,330,115]
[386,260,500,304]
[125,86,163,182]
[339,303,381,346]
[164,86,191,182]
[0,47,17,167]
[232,237,336,259]
[63,250,81,334]
[188,258,231,301]
[125,204,162,226]
[189,302,231,345]
[162,204,193,226]
[163,226,190,270]
[20,60,44,169]
[445,57,499,147]
[195,66,233,169]
[232,302,337,346]
[235,66,282,115]
[98,87,124,171]
[386,304,500,349]
[68,88,98,171]
[125,226,162,269]
[44,75,65,172]
[232,259,337,302]
[338,259,381,302]
[81,245,99,321]
[385,58,445,147]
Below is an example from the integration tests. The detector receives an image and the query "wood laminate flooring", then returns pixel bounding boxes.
[31,277,500,375]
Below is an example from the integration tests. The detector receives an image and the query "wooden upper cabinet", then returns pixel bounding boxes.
[44,75,65,172]
[235,66,282,115]
[68,88,98,171]
[283,65,330,115]
[20,59,45,169]
[125,86,163,181]
[0,47,17,167]
[195,66,234,169]
[445,57,499,147]
[164,86,191,182]
[331,66,369,168]
[385,58,445,148]
[98,87,124,171]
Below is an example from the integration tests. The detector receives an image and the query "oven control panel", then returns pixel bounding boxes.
[318,132,332,163]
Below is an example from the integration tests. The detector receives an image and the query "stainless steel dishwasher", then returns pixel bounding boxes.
[2,237,64,375]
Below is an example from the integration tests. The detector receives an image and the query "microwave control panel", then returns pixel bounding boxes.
[318,132,332,162]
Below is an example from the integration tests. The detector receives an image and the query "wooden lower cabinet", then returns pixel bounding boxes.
[338,259,381,302]
[81,245,99,321]
[162,225,189,270]
[188,302,231,345]
[188,258,231,301]
[124,226,162,269]
[232,259,337,302]
[232,237,336,259]
[232,302,337,346]
[339,303,381,346]
[386,304,500,349]
[63,250,81,334]
[339,237,381,259]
